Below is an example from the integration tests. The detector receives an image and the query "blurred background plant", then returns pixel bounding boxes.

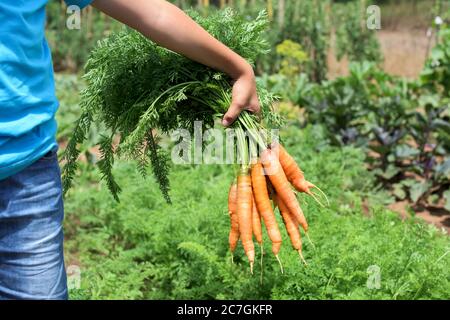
[276,40,308,78]
[334,0,383,63]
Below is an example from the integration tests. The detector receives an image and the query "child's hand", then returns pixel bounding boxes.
[222,66,260,127]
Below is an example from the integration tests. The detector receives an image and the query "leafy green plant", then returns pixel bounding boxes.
[294,61,450,209]
[334,0,383,64]
[405,98,450,203]
[421,23,450,98]
[303,62,380,146]
[258,0,331,82]
[46,2,122,71]
[276,40,308,79]
[258,39,310,109]
[365,74,416,174]
[55,74,83,142]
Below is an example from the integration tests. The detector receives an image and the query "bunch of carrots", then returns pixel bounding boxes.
[227,141,328,274]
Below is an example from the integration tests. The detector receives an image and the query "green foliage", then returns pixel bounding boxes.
[334,0,383,64]
[303,62,405,147]
[405,97,450,202]
[258,72,315,110]
[62,9,277,203]
[259,0,331,82]
[275,40,308,79]
[64,125,450,300]
[54,74,83,141]
[281,62,450,208]
[46,1,383,83]
[145,132,172,204]
[258,40,309,106]
[421,23,450,98]
[46,2,122,71]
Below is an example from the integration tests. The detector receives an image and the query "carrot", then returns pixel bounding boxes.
[237,173,255,272]
[251,162,282,255]
[261,148,309,232]
[273,194,307,265]
[252,195,263,245]
[266,176,275,200]
[272,143,328,206]
[228,183,239,254]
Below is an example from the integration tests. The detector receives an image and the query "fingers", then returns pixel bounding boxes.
[222,99,260,127]
[222,103,242,127]
[247,99,261,114]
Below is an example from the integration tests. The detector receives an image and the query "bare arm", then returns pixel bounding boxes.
[91,0,260,126]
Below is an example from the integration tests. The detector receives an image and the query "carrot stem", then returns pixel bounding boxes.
[235,126,250,169]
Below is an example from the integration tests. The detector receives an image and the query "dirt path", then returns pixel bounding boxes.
[328,29,435,79]
[388,201,450,234]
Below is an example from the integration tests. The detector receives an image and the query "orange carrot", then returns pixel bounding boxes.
[237,174,255,271]
[266,176,275,200]
[273,194,307,265]
[228,183,239,253]
[261,149,309,232]
[252,195,263,245]
[272,143,326,206]
[251,162,282,255]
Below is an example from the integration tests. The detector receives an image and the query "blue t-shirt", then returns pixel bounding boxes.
[0,0,93,180]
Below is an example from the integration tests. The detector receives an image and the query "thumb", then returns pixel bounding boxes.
[222,103,242,127]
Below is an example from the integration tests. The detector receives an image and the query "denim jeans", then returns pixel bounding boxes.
[0,147,68,300]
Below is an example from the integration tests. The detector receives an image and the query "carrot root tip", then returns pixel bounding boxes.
[311,184,330,207]
[306,232,316,250]
[260,245,264,285]
[250,262,254,275]
[275,255,284,274]
[298,250,308,266]
[309,191,326,208]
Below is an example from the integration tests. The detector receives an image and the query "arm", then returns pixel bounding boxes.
[91,0,260,126]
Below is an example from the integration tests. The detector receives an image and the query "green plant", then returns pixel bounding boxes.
[365,74,416,174]
[421,23,450,98]
[303,62,379,146]
[258,0,331,82]
[297,61,450,209]
[258,38,311,109]
[334,0,383,64]
[275,40,308,79]
[405,98,450,203]
[55,74,83,142]
[46,2,122,71]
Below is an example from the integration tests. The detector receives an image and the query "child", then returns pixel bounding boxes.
[0,0,260,299]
